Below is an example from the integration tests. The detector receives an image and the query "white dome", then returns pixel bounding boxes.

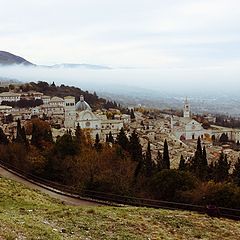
[76,95,91,111]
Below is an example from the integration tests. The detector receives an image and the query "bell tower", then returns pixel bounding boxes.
[64,96,76,129]
[183,97,191,118]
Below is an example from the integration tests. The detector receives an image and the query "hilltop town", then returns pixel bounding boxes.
[0,81,240,169]
[0,81,240,221]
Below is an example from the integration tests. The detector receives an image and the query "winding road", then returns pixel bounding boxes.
[0,166,100,206]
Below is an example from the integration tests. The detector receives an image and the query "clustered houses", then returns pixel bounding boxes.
[1,90,240,167]
[0,91,126,141]
[0,91,44,103]
[171,98,240,143]
[0,92,21,103]
[126,99,240,169]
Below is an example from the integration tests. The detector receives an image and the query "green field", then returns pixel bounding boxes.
[0,177,240,240]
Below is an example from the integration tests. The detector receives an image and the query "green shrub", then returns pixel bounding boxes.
[182,181,240,208]
[149,169,198,201]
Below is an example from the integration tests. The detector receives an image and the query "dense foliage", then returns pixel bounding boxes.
[16,81,120,110]
[215,115,240,129]
[2,99,43,108]
[1,120,240,209]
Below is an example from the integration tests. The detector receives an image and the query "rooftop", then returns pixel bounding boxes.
[76,95,91,112]
[49,96,64,102]
[0,92,21,97]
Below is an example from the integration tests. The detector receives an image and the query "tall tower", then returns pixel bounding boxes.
[183,97,191,118]
[64,96,76,128]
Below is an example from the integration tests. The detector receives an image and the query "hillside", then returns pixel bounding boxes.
[0,177,240,239]
[0,51,34,66]
[0,51,110,69]
[18,81,119,110]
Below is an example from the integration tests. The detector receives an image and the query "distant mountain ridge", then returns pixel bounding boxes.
[50,63,111,70]
[0,51,111,69]
[0,51,34,66]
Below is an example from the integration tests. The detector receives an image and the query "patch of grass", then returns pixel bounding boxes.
[0,177,240,239]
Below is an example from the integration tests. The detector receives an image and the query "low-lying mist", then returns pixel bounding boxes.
[0,65,239,98]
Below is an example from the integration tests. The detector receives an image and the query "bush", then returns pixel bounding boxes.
[182,181,240,208]
[149,169,198,201]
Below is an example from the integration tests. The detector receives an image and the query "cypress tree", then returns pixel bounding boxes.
[15,119,29,146]
[116,128,129,151]
[232,157,240,186]
[106,134,109,143]
[219,133,228,143]
[196,137,202,158]
[202,146,207,163]
[178,155,186,171]
[43,129,53,143]
[31,123,38,146]
[94,133,102,151]
[208,162,215,180]
[199,146,208,180]
[190,137,209,179]
[21,126,29,147]
[214,152,230,182]
[15,119,23,143]
[130,109,135,120]
[55,134,78,157]
[0,127,8,145]
[162,139,170,169]
[129,130,142,162]
[134,160,143,179]
[156,150,163,171]
[145,142,153,177]
[75,123,87,146]
[75,123,81,141]
[108,131,114,144]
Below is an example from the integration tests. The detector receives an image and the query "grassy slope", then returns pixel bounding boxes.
[0,177,240,240]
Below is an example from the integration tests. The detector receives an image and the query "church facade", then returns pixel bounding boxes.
[64,95,123,140]
[171,98,211,141]
[171,98,240,142]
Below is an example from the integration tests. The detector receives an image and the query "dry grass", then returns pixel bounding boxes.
[0,177,240,239]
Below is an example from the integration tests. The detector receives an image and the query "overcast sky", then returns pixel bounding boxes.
[0,0,240,93]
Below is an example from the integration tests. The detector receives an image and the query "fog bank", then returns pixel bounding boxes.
[0,65,239,97]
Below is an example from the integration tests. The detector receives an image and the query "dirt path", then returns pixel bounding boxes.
[0,166,100,206]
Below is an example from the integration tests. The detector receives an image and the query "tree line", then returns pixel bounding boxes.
[0,120,240,209]
[1,99,43,108]
[16,81,121,111]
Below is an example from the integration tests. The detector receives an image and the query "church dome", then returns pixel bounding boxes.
[76,95,92,111]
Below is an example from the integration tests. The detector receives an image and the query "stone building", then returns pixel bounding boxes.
[64,95,123,139]
[41,96,65,120]
[0,92,21,103]
[171,98,211,140]
[171,98,240,142]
